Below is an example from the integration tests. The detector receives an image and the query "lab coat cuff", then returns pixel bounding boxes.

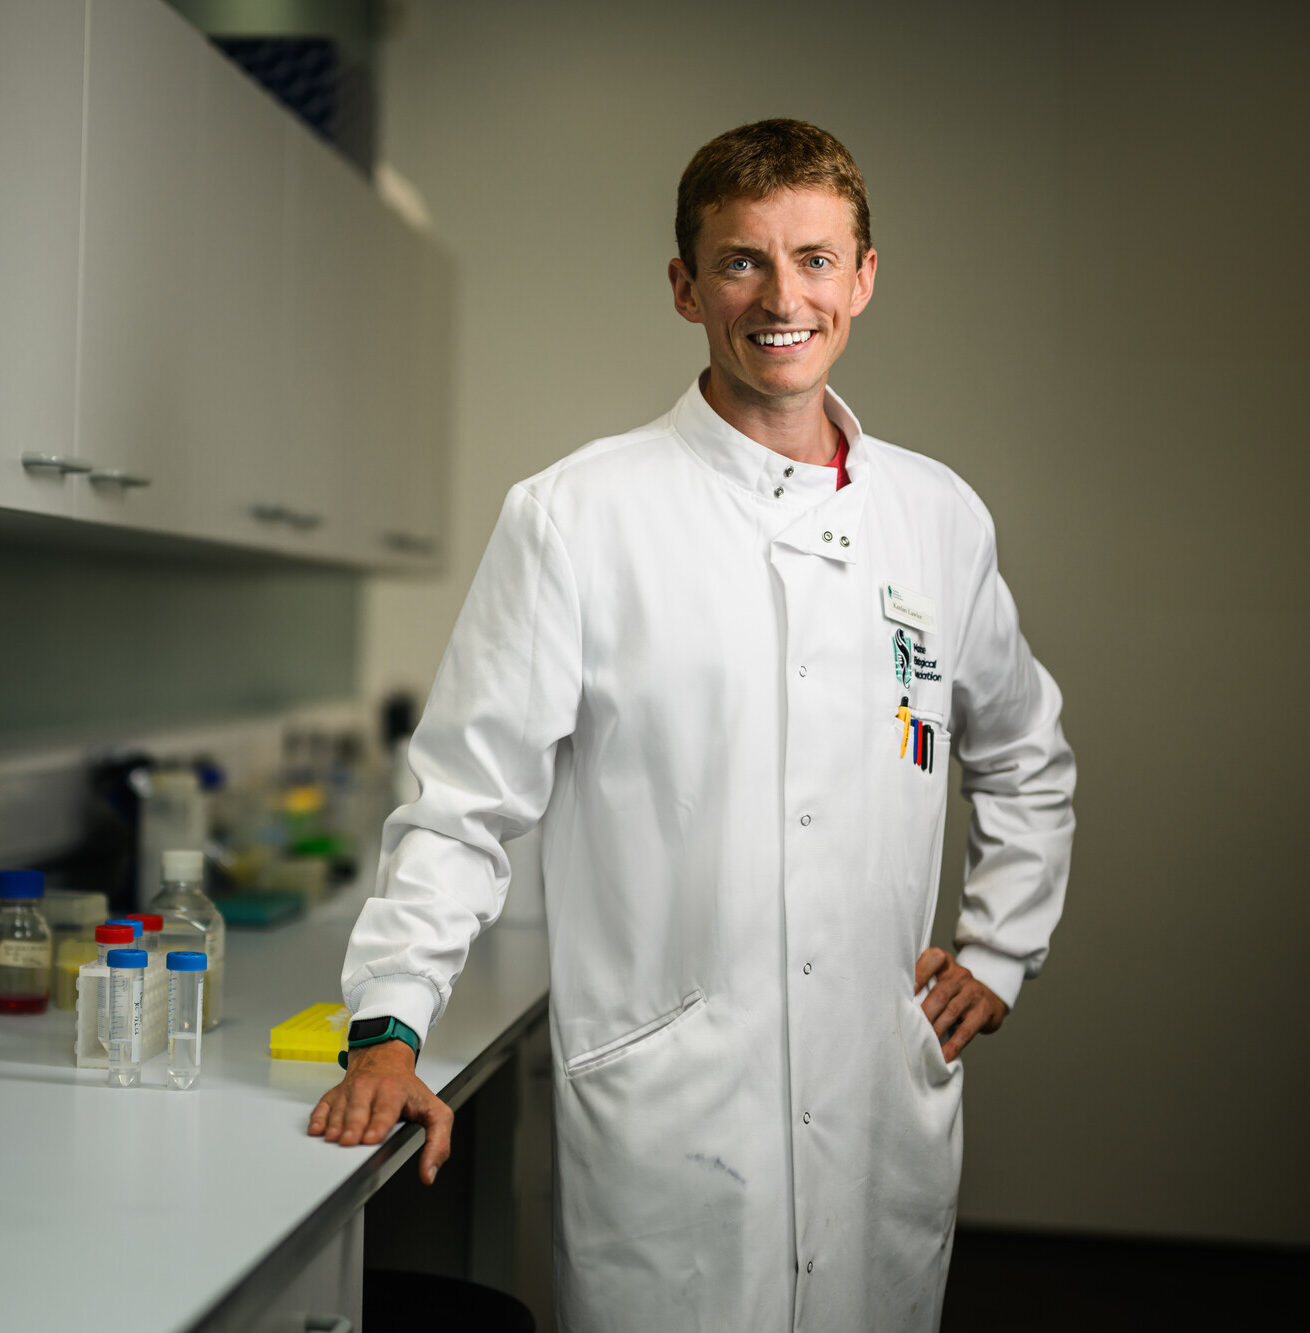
[346,974,441,1038]
[954,945,1026,1012]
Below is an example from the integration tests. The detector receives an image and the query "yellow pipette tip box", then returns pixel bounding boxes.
[270,1002,349,1062]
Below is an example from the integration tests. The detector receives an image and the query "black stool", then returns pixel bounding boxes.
[363,1270,536,1332]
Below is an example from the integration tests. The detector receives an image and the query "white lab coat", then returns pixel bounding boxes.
[344,378,1075,1332]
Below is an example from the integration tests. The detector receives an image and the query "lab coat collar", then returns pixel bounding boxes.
[671,374,870,563]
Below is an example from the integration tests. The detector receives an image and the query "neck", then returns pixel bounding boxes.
[700,370,838,466]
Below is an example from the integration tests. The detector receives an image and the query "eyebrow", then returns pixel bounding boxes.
[714,241,841,260]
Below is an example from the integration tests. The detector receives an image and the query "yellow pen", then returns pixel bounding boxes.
[897,697,911,757]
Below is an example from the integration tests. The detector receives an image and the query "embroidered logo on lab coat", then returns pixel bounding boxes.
[913,643,942,682]
[893,628,913,688]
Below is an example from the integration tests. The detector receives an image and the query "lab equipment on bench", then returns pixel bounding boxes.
[106,948,147,1088]
[95,923,135,1045]
[152,850,224,1031]
[166,951,206,1090]
[126,913,163,953]
[0,870,52,1014]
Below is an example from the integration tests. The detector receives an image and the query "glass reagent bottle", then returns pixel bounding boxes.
[0,870,53,1015]
[152,850,224,1031]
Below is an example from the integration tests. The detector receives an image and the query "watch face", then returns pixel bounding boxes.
[348,1017,391,1043]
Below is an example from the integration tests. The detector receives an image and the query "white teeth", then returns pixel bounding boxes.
[753,330,812,346]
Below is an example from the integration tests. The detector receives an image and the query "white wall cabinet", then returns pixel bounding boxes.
[0,0,444,570]
[280,128,373,562]
[0,0,87,521]
[76,0,201,535]
[360,208,446,566]
[187,41,292,553]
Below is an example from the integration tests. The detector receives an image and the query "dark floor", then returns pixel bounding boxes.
[942,1227,1307,1331]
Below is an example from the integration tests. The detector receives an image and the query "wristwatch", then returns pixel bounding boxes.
[337,1015,422,1070]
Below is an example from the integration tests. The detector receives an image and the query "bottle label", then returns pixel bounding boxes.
[0,940,52,969]
[110,970,143,1062]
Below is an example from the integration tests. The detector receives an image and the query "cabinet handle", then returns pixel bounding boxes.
[304,1317,353,1332]
[383,531,436,556]
[88,468,151,488]
[250,504,321,530]
[21,452,92,475]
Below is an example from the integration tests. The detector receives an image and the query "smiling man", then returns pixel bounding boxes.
[313,120,1076,1332]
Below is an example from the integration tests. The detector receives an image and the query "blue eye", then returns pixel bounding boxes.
[807,256,830,269]
[726,257,752,272]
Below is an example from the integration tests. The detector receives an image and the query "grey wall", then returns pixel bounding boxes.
[369,0,1308,1243]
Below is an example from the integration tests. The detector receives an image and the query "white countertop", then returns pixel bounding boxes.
[0,876,549,1333]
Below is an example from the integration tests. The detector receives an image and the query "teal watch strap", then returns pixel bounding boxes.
[337,1015,422,1070]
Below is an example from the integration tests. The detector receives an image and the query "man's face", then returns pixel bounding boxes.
[668,188,876,414]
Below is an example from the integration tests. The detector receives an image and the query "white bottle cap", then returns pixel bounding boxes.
[161,849,204,882]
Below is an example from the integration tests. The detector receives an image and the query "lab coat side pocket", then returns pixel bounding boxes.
[564,988,707,1081]
[903,992,963,1091]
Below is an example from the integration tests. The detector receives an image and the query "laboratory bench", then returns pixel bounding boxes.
[0,873,550,1332]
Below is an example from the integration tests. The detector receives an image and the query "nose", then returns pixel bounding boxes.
[760,264,804,321]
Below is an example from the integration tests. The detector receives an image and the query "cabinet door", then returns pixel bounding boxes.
[366,218,447,570]
[360,210,426,567]
[240,1211,363,1333]
[0,0,86,519]
[405,240,451,567]
[76,0,203,533]
[279,129,373,562]
[186,52,290,552]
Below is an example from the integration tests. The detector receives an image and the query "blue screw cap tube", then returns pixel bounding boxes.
[166,951,206,1090]
[106,948,148,1088]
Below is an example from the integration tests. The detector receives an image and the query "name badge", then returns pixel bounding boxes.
[882,582,937,634]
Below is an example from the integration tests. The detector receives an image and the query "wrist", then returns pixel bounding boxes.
[344,1040,417,1074]
[338,1014,422,1070]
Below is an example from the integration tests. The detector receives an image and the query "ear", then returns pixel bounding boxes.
[849,247,877,318]
[668,258,705,325]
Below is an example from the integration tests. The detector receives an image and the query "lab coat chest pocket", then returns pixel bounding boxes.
[881,711,952,914]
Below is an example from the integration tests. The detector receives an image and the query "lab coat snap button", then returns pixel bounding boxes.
[822,531,833,542]
[798,666,807,677]
[800,814,811,826]
[783,466,794,478]
[839,535,850,547]
[774,487,785,498]
[803,963,812,975]
[807,1261,814,1273]
[803,1112,811,1124]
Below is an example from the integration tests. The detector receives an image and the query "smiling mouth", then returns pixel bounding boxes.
[749,330,814,347]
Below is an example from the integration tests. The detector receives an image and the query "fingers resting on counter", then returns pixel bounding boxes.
[308,1042,454,1185]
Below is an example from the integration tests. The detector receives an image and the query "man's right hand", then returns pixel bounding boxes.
[307,1041,453,1185]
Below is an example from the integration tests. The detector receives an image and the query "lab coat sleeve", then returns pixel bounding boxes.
[948,492,1076,1011]
[342,484,582,1036]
